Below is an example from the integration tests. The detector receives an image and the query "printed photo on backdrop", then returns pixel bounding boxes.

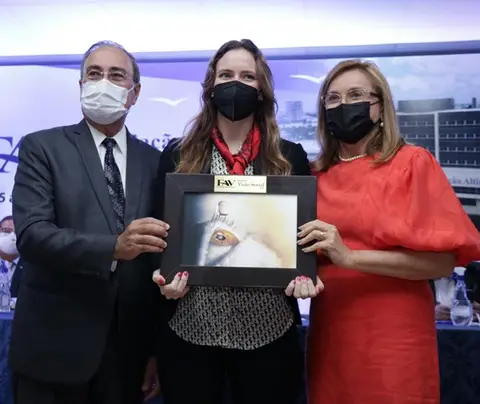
[160,173,317,288]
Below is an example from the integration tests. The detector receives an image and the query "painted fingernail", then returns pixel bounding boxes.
[183,271,189,277]
[177,272,182,278]
[158,278,165,286]
[296,276,301,281]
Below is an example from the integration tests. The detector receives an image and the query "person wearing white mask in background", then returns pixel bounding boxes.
[0,215,22,298]
[9,41,167,404]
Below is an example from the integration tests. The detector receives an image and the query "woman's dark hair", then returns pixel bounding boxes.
[176,39,291,175]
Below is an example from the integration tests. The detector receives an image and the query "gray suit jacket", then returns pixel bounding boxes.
[9,120,161,384]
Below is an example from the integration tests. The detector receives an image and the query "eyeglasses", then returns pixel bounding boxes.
[322,88,380,109]
[85,68,130,84]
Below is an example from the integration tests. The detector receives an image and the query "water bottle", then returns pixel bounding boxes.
[450,274,473,326]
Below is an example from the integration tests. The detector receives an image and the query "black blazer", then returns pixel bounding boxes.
[155,137,311,325]
[10,120,161,384]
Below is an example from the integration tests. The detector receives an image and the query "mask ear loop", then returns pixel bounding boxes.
[369,100,383,128]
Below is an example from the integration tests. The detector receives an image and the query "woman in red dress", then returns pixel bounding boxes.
[298,59,480,404]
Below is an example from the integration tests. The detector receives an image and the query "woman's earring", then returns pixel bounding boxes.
[380,120,384,128]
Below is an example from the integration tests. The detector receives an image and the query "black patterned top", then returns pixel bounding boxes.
[168,146,294,350]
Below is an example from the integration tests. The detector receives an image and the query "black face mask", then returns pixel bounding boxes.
[212,81,260,122]
[326,102,379,144]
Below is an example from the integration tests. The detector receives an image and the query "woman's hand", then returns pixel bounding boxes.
[297,220,353,268]
[285,275,324,299]
[152,269,190,299]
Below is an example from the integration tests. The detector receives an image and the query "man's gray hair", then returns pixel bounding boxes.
[80,40,141,84]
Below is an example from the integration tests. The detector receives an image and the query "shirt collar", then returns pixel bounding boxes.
[86,122,127,156]
[5,257,18,270]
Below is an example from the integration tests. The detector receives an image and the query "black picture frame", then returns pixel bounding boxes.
[160,173,317,288]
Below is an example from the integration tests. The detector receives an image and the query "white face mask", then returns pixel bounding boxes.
[80,79,134,125]
[0,232,18,256]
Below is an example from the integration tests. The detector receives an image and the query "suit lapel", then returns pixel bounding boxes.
[68,120,117,233]
[124,132,143,226]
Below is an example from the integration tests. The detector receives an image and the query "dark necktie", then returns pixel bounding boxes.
[102,138,125,233]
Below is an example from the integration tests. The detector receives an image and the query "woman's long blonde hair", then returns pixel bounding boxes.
[176,39,291,175]
[312,59,405,172]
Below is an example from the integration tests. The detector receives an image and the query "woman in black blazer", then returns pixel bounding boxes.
[152,39,323,404]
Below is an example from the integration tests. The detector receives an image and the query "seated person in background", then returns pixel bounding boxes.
[434,263,480,321]
[0,215,23,298]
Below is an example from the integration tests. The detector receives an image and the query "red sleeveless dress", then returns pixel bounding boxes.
[307,145,480,404]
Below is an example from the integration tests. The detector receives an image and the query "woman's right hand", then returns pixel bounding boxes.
[152,269,190,299]
[285,275,324,299]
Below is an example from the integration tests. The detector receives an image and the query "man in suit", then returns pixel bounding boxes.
[10,40,167,404]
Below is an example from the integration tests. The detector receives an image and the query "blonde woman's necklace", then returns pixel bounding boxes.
[339,154,367,162]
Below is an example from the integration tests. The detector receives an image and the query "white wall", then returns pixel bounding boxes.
[0,0,479,57]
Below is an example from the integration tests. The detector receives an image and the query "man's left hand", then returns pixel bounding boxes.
[142,356,160,401]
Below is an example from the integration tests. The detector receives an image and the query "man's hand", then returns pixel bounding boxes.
[141,356,160,401]
[114,218,169,261]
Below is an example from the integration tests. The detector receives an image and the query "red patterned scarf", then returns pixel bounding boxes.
[211,126,261,175]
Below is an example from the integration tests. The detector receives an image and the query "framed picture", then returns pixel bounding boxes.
[160,173,317,288]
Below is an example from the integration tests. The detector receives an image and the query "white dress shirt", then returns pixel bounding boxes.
[6,256,19,285]
[86,122,128,272]
[86,122,127,193]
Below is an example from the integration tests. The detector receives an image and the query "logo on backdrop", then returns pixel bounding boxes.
[0,136,22,174]
[0,133,176,174]
[133,133,175,151]
[149,97,188,107]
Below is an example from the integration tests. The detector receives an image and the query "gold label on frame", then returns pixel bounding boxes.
[213,175,267,194]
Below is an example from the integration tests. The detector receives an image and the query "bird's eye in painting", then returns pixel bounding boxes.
[209,228,240,247]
